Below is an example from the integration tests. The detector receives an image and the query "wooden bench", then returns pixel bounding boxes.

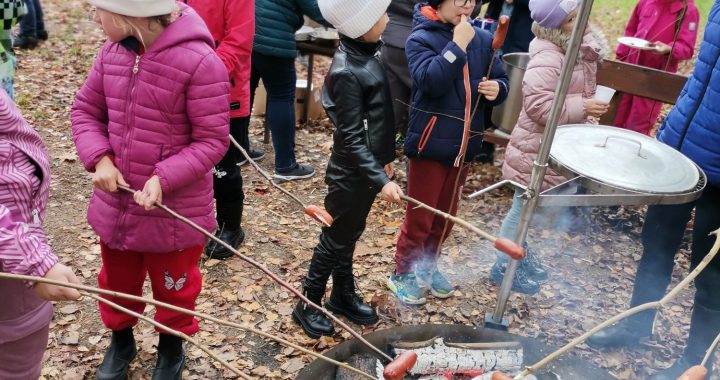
[484,59,689,146]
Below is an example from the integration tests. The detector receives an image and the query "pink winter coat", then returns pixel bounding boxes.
[71,3,230,253]
[502,32,603,190]
[0,90,56,345]
[613,0,699,134]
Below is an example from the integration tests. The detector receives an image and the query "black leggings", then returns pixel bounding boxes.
[211,117,247,229]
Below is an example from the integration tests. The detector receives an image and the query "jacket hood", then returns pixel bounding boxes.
[412,3,453,33]
[529,23,608,62]
[143,3,214,53]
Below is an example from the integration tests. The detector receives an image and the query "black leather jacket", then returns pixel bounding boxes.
[323,36,396,188]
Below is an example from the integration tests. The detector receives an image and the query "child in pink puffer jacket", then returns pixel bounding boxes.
[71,0,229,378]
[489,0,609,295]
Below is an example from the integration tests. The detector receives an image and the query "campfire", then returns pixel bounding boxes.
[296,324,616,380]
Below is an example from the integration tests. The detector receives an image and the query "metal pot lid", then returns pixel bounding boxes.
[549,124,700,194]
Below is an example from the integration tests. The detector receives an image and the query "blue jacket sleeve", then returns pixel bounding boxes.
[407,33,468,96]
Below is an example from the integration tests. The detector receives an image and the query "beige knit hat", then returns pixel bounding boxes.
[87,0,177,17]
[318,0,391,39]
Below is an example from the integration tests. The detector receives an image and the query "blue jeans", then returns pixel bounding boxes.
[495,188,525,264]
[494,186,577,264]
[19,0,45,37]
[250,52,297,172]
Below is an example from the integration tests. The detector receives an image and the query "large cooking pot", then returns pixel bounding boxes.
[538,124,706,207]
[295,324,614,380]
[491,53,530,134]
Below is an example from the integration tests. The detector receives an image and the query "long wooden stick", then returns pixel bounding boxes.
[0,272,377,380]
[117,185,393,363]
[701,332,720,368]
[229,136,307,209]
[401,194,497,242]
[87,293,250,379]
[514,228,720,379]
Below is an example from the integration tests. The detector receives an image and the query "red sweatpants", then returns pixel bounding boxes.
[395,158,469,274]
[97,242,204,335]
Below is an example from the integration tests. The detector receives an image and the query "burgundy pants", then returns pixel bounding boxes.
[395,159,469,274]
[0,324,49,380]
[97,242,204,335]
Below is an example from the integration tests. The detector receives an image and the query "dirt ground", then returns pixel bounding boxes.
[15,1,712,379]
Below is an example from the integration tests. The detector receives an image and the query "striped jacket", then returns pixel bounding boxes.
[0,89,56,344]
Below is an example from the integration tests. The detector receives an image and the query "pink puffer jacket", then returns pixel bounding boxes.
[71,4,230,253]
[502,31,602,190]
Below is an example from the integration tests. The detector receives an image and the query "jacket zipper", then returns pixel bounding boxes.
[112,55,141,246]
[363,118,371,151]
[32,209,39,224]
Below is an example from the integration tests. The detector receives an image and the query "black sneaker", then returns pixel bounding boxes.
[489,263,540,295]
[13,35,38,49]
[273,163,315,182]
[237,149,265,166]
[37,30,49,41]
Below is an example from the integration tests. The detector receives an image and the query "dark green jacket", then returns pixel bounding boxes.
[254,0,328,58]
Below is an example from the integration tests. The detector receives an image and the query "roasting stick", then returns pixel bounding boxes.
[0,272,377,380]
[87,294,250,379]
[514,229,720,380]
[228,135,332,227]
[431,15,512,262]
[401,194,525,260]
[701,332,720,368]
[115,186,419,376]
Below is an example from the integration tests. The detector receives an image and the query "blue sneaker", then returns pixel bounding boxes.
[416,269,455,299]
[387,272,426,305]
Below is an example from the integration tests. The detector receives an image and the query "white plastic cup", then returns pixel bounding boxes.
[594,85,616,103]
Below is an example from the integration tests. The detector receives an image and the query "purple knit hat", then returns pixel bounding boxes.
[529,0,579,29]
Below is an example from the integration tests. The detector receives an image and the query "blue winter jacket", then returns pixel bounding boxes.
[657,1,720,186]
[404,4,508,166]
[254,0,327,59]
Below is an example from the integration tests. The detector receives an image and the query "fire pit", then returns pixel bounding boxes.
[295,324,614,380]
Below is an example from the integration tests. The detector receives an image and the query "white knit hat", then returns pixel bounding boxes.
[87,0,177,17]
[318,0,391,39]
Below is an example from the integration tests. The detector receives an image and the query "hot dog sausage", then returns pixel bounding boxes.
[382,352,417,380]
[493,237,526,260]
[303,205,334,227]
[492,15,510,50]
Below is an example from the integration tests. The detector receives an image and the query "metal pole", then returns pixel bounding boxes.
[487,0,596,327]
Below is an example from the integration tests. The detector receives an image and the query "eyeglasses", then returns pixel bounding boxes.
[454,0,476,7]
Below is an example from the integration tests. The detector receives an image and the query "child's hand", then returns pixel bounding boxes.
[134,175,163,210]
[650,41,672,55]
[453,15,475,52]
[34,263,82,301]
[478,77,500,101]
[93,156,128,193]
[381,181,404,204]
[384,163,395,179]
[583,99,610,118]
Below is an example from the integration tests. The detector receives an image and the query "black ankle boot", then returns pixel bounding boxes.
[490,262,540,295]
[325,274,378,325]
[292,288,335,338]
[96,327,137,380]
[520,244,547,281]
[204,224,244,260]
[587,317,653,349]
[152,334,185,380]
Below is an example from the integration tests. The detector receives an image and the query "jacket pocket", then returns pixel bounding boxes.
[418,115,438,153]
